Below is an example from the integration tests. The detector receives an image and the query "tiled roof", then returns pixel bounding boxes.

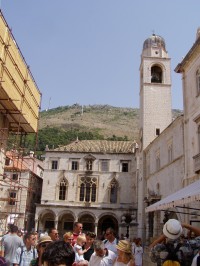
[5,151,28,171]
[52,140,137,154]
[5,151,44,173]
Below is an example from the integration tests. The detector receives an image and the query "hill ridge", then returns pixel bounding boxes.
[39,104,182,142]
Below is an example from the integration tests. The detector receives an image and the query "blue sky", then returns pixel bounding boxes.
[1,1,200,111]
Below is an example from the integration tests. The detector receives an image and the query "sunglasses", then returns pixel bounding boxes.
[40,243,48,248]
[68,238,74,241]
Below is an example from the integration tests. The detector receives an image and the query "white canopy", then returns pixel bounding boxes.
[145,179,200,213]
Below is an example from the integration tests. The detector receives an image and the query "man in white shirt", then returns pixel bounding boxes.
[89,240,116,266]
[103,228,118,255]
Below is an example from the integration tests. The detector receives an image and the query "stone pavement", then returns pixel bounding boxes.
[143,246,156,266]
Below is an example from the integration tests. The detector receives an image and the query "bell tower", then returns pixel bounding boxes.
[140,34,172,149]
[137,34,172,239]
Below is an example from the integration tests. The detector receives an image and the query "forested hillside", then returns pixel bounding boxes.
[8,104,182,154]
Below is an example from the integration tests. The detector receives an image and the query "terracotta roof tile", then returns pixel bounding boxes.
[52,140,137,154]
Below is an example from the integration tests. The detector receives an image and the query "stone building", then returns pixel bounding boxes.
[1,151,43,231]
[144,115,184,242]
[144,28,200,241]
[35,140,139,238]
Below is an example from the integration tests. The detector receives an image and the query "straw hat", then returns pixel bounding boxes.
[36,235,52,248]
[116,240,132,254]
[163,219,182,240]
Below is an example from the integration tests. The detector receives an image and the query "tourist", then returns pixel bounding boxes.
[103,228,118,255]
[30,235,52,266]
[2,225,24,266]
[74,235,88,265]
[72,223,83,246]
[42,240,75,266]
[63,232,74,246]
[133,238,143,266]
[13,232,38,266]
[88,240,116,265]
[149,219,200,266]
[114,240,135,266]
[48,228,59,241]
[83,232,96,261]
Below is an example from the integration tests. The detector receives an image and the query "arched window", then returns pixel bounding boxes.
[80,183,84,201]
[59,179,67,200]
[110,179,118,203]
[91,184,96,202]
[196,69,200,95]
[79,176,97,202]
[151,65,162,83]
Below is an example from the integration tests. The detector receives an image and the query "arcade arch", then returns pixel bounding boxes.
[97,214,118,239]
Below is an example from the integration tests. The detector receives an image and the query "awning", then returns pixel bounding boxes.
[145,179,200,213]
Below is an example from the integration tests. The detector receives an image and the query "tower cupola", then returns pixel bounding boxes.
[142,34,168,58]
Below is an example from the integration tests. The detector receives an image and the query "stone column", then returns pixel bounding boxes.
[55,219,58,229]
[35,219,38,231]
[94,223,98,235]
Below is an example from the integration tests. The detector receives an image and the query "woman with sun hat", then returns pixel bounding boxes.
[114,240,135,266]
[30,235,52,266]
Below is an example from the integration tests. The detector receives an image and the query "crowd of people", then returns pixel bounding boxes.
[149,219,200,266]
[0,223,142,266]
[2,219,200,265]
[3,220,200,266]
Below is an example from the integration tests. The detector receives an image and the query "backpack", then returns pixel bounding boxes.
[103,239,119,244]
[162,242,181,266]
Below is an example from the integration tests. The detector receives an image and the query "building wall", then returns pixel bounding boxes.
[0,155,43,232]
[144,116,184,238]
[41,152,137,206]
[36,145,139,238]
[145,30,200,241]
[182,45,200,181]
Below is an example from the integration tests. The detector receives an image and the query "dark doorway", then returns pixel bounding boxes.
[98,215,118,239]
[79,214,95,234]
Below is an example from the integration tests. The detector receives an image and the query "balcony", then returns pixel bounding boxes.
[193,153,200,173]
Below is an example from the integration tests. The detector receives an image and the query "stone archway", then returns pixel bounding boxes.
[38,209,56,232]
[57,212,75,235]
[97,215,118,240]
[79,214,95,233]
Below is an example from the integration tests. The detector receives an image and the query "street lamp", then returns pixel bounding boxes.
[121,214,138,239]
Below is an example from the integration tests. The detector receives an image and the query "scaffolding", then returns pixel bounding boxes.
[0,10,42,233]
